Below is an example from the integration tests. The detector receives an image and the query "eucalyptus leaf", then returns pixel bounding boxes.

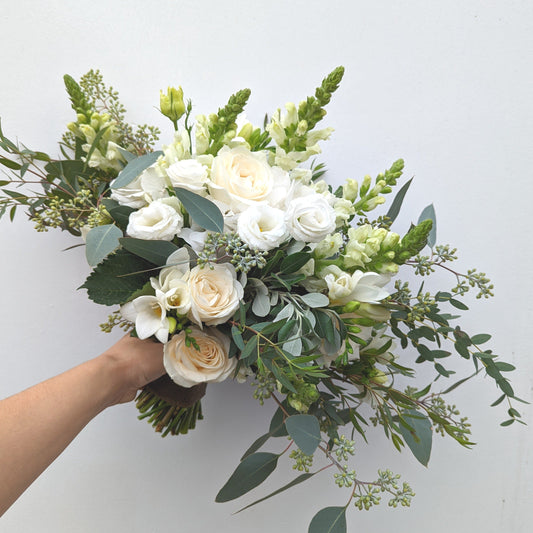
[85,224,123,266]
[274,302,295,322]
[174,187,224,232]
[119,237,179,266]
[285,414,321,455]
[417,204,437,248]
[235,473,315,514]
[252,291,270,317]
[399,409,433,466]
[283,336,302,357]
[215,452,279,502]
[386,177,413,223]
[308,506,347,533]
[299,292,330,308]
[111,151,163,189]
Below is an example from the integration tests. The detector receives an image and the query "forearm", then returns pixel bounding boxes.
[0,353,126,516]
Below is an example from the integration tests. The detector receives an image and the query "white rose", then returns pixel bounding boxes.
[285,193,337,242]
[164,327,237,388]
[209,146,288,212]
[237,205,288,251]
[188,263,244,326]
[166,159,209,194]
[126,198,183,241]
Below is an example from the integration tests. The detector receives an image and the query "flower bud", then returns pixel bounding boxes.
[343,178,359,202]
[167,317,178,334]
[237,122,254,140]
[342,301,361,313]
[160,86,186,122]
[359,175,372,196]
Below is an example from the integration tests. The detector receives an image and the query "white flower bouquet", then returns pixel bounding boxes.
[0,67,522,532]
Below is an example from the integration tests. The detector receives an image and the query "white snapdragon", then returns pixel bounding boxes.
[237,204,288,251]
[126,197,183,241]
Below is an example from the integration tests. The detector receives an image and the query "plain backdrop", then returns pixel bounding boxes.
[0,1,532,532]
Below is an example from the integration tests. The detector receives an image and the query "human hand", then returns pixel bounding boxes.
[101,335,166,406]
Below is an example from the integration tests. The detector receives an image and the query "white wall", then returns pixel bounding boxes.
[0,1,532,531]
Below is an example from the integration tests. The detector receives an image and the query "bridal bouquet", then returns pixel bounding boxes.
[0,68,522,532]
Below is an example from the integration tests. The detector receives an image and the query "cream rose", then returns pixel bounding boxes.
[209,146,288,212]
[126,198,183,241]
[163,327,237,388]
[188,263,244,326]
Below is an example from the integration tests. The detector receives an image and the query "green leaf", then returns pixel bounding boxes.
[418,204,437,248]
[490,394,506,407]
[399,409,432,466]
[85,224,123,266]
[240,335,259,362]
[299,293,330,308]
[285,414,321,455]
[235,473,315,514]
[119,237,179,266]
[470,333,492,345]
[80,249,154,306]
[0,157,22,170]
[269,407,289,437]
[174,187,224,232]
[215,452,279,502]
[111,151,163,189]
[449,298,469,311]
[386,177,413,224]
[308,506,347,533]
[231,326,245,351]
[240,432,272,461]
[280,252,311,274]
[107,205,135,231]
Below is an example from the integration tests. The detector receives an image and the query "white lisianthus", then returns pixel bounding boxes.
[120,292,169,343]
[126,198,183,241]
[188,263,244,326]
[285,193,337,242]
[164,327,237,388]
[209,146,289,212]
[237,205,288,251]
[166,159,208,194]
[322,265,390,305]
[110,174,148,209]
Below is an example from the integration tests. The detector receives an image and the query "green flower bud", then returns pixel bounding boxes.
[342,301,361,313]
[343,178,359,201]
[167,317,178,334]
[359,175,372,196]
[160,86,186,122]
[237,122,253,140]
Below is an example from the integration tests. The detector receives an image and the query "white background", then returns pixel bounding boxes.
[1,1,532,532]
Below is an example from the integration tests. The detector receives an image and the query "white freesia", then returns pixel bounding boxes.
[166,159,208,194]
[120,291,169,343]
[209,146,289,212]
[126,198,183,241]
[237,205,288,251]
[285,193,337,242]
[322,265,390,305]
[164,327,237,388]
[151,248,192,315]
[179,228,208,253]
[188,263,244,326]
